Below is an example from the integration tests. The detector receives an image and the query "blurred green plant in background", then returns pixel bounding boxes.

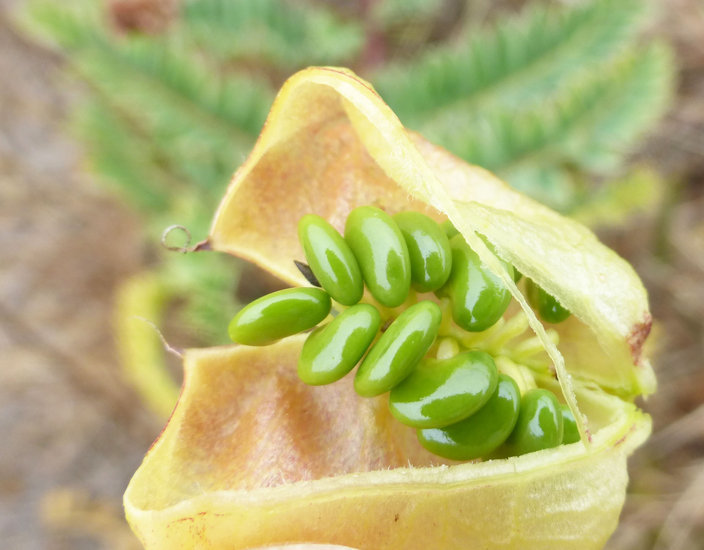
[374,0,673,211]
[17,0,674,418]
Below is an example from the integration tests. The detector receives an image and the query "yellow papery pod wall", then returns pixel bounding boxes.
[124,67,655,549]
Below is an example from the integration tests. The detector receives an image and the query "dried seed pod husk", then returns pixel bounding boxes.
[125,67,655,550]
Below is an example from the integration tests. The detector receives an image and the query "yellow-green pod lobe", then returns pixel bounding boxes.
[298,214,363,306]
[344,206,411,307]
[354,301,441,397]
[228,288,331,346]
[394,211,452,293]
[298,304,381,386]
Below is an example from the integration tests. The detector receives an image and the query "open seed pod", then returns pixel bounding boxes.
[124,68,655,549]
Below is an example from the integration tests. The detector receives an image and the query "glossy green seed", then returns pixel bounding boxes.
[438,235,513,332]
[561,404,581,444]
[298,304,381,386]
[418,374,520,460]
[228,288,331,346]
[344,206,411,307]
[393,212,452,293]
[441,220,460,239]
[389,350,498,428]
[298,214,363,306]
[525,279,570,324]
[354,301,441,397]
[505,388,564,456]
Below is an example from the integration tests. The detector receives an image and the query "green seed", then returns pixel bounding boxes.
[394,211,452,293]
[505,388,564,456]
[298,304,381,386]
[438,235,513,332]
[354,301,441,397]
[441,220,460,239]
[525,279,570,324]
[417,374,520,460]
[389,350,498,428]
[560,404,580,444]
[344,206,411,307]
[228,288,331,346]
[298,214,363,306]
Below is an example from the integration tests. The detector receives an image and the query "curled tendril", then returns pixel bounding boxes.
[161,225,195,254]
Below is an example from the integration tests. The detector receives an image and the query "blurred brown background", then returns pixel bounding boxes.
[0,0,160,547]
[1,0,703,548]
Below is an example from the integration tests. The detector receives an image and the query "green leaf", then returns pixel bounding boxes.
[21,0,273,231]
[374,0,652,126]
[422,43,674,210]
[183,0,364,71]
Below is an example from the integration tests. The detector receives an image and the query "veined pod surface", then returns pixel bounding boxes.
[393,211,452,292]
[127,68,657,550]
[344,206,411,307]
[418,374,521,460]
[298,304,381,386]
[298,214,363,306]
[504,388,564,456]
[354,301,441,397]
[526,279,571,324]
[439,235,513,332]
[388,351,498,428]
[228,287,331,346]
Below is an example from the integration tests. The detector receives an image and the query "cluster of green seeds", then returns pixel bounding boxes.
[228,206,580,461]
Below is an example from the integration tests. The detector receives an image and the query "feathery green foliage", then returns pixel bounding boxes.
[371,0,447,52]
[25,0,272,234]
[442,43,674,208]
[373,0,673,210]
[22,0,270,343]
[375,0,652,124]
[183,0,364,72]
[21,0,674,220]
[76,99,174,215]
[372,0,446,26]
